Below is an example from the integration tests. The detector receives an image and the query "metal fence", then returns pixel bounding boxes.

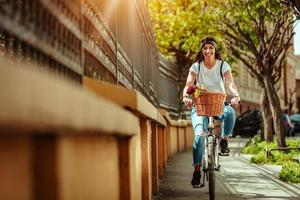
[0,0,180,117]
[0,0,82,82]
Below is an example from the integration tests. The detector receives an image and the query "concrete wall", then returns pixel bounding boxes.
[0,59,193,200]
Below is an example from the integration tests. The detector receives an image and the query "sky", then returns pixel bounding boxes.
[294,20,300,55]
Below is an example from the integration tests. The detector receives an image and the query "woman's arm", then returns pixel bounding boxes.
[182,71,196,107]
[224,70,240,106]
[183,71,196,97]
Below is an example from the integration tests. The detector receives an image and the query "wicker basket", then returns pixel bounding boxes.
[193,92,226,116]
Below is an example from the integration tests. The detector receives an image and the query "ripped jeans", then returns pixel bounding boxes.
[191,105,236,166]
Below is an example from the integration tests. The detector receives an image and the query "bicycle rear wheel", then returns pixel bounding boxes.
[207,135,215,200]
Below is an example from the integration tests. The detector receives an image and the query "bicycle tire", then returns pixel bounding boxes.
[215,138,220,171]
[207,135,215,200]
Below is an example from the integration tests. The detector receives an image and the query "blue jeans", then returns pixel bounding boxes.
[191,105,236,166]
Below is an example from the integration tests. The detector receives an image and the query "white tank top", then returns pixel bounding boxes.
[189,59,231,93]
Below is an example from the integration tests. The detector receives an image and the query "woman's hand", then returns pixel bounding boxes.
[183,95,193,108]
[231,96,240,107]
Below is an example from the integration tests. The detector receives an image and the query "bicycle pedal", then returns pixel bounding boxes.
[219,152,230,156]
[215,165,221,171]
[193,184,202,188]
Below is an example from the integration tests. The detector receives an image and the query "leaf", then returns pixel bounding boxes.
[194,88,201,98]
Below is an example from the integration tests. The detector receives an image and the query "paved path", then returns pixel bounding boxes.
[154,139,300,200]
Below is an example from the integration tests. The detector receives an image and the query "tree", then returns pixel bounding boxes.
[287,88,297,115]
[148,0,295,147]
[149,0,210,66]
[282,0,300,18]
[148,0,218,117]
[148,0,237,118]
[148,0,236,67]
[210,0,295,147]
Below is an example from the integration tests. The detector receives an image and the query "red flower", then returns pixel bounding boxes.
[186,85,196,95]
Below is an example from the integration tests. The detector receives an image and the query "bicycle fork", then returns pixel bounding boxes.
[200,117,220,187]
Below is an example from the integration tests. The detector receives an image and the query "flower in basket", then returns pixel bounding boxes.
[186,85,196,95]
[194,88,201,98]
[194,85,207,98]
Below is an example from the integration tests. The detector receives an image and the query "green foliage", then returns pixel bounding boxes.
[244,137,300,183]
[272,151,299,165]
[148,0,243,74]
[242,136,276,154]
[208,0,294,74]
[148,0,293,73]
[148,0,213,59]
[250,151,268,164]
[147,0,240,68]
[250,150,300,165]
[243,137,300,165]
[287,139,300,147]
[208,0,294,148]
[279,162,300,183]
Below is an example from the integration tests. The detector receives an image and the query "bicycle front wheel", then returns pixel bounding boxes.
[207,135,215,200]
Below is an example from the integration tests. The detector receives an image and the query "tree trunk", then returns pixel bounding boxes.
[263,77,287,147]
[260,89,274,142]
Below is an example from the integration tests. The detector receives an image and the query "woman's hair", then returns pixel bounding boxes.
[195,36,222,63]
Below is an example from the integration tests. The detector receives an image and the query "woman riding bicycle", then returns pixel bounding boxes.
[182,36,240,188]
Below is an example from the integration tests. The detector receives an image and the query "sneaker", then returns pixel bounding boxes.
[220,139,230,154]
[191,171,201,187]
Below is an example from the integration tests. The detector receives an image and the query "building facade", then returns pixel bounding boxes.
[233,63,262,114]
[289,53,300,111]
[233,50,299,115]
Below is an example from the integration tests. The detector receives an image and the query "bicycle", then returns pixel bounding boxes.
[192,92,229,200]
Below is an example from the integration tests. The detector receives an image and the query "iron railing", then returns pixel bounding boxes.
[0,0,180,117]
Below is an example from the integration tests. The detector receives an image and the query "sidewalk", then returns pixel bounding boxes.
[154,148,300,200]
[239,154,282,176]
[153,150,243,200]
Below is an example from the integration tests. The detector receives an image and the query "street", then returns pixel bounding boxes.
[154,138,300,200]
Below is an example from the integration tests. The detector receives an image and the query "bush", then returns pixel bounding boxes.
[242,136,276,155]
[242,136,262,154]
[287,139,300,148]
[250,151,268,164]
[242,137,300,165]
[271,151,298,165]
[242,144,261,154]
[279,162,300,183]
[242,137,300,183]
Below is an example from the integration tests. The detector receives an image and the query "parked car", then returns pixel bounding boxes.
[232,109,262,137]
[232,109,294,137]
[290,114,300,134]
